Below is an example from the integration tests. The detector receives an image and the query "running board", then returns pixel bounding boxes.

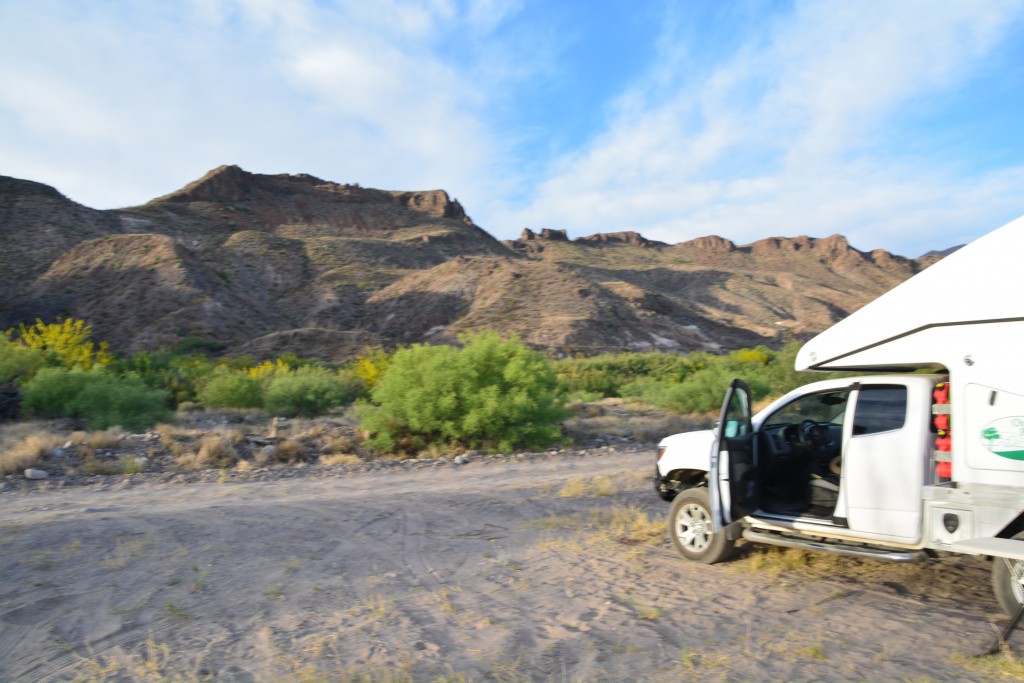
[949,537,1024,561]
[742,529,927,562]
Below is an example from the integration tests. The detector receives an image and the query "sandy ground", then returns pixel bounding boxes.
[0,449,1018,682]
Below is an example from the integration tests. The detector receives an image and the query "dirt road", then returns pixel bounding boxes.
[0,449,1014,681]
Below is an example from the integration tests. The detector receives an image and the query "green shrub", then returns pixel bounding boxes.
[619,346,777,413]
[22,367,171,431]
[171,335,226,355]
[21,367,92,417]
[622,368,770,414]
[0,333,45,384]
[71,375,171,431]
[616,342,844,414]
[358,331,569,453]
[553,351,694,397]
[197,372,263,409]
[115,350,218,406]
[335,366,369,401]
[263,366,352,417]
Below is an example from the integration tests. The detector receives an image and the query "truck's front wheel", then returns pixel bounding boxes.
[668,487,734,564]
[992,532,1024,617]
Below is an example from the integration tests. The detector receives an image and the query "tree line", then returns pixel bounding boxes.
[1,318,822,454]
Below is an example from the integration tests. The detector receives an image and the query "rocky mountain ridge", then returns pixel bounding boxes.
[0,165,947,359]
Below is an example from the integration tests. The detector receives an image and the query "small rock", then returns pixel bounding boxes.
[63,441,74,449]
[454,455,470,465]
[24,469,49,480]
[52,447,65,458]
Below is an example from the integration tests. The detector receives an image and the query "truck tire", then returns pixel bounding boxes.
[668,487,735,564]
[992,532,1024,617]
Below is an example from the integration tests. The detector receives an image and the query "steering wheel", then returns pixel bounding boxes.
[799,419,817,447]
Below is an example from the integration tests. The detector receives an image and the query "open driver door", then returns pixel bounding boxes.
[709,379,759,531]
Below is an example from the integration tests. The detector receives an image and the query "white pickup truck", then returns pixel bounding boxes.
[655,215,1024,615]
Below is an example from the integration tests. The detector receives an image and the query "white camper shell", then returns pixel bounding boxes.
[797,215,1024,490]
[655,215,1024,616]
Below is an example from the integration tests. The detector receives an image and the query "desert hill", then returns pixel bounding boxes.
[0,166,943,359]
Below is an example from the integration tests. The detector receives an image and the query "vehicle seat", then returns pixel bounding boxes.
[808,473,838,513]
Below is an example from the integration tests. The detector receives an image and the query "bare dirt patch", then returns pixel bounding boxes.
[0,449,1018,682]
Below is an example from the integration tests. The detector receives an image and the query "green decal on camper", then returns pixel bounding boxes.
[981,418,1024,460]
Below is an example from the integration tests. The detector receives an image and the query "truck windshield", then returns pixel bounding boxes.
[763,391,849,428]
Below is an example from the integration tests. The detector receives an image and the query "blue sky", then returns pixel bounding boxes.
[2,0,1023,258]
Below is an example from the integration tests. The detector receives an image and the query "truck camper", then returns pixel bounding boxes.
[655,215,1024,615]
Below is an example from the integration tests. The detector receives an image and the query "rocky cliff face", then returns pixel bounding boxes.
[0,176,122,310]
[0,166,505,355]
[0,166,947,359]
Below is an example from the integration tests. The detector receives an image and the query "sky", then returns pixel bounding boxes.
[2,0,1024,258]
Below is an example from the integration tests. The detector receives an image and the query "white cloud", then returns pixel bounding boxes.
[498,1,1024,256]
[0,0,513,209]
[2,1,1023,257]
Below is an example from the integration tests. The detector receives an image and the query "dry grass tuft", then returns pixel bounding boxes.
[734,546,851,579]
[558,474,617,498]
[80,455,146,476]
[321,434,357,455]
[215,427,245,445]
[253,448,272,467]
[351,593,396,620]
[588,504,663,544]
[415,442,460,460]
[954,645,1024,680]
[321,453,363,466]
[175,435,239,470]
[84,427,127,449]
[0,430,61,475]
[290,420,329,440]
[156,423,205,449]
[531,504,662,558]
[271,439,306,463]
[617,593,663,620]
